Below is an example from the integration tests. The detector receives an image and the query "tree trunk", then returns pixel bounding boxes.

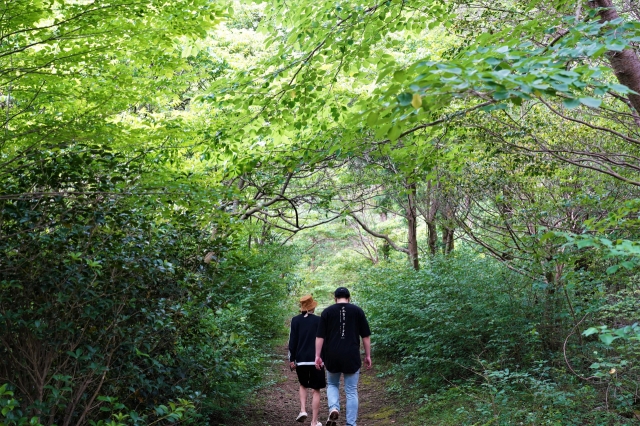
[441,201,456,255]
[417,179,439,256]
[445,227,455,254]
[441,227,454,254]
[427,222,437,255]
[591,0,640,117]
[406,182,419,270]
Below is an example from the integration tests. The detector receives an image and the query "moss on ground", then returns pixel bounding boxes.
[369,406,397,420]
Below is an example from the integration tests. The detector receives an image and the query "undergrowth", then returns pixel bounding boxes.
[357,251,640,425]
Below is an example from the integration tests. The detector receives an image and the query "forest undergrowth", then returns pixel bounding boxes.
[353,252,640,426]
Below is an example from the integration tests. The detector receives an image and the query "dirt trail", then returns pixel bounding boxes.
[221,347,408,426]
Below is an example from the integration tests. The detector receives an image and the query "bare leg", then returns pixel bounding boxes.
[311,389,320,425]
[299,385,308,414]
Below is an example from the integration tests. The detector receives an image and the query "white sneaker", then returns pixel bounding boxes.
[296,412,308,423]
[325,409,339,426]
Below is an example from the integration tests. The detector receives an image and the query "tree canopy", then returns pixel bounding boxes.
[2,0,640,424]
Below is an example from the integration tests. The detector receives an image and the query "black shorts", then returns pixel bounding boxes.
[296,365,326,390]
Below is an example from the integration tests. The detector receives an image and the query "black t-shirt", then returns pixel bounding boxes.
[289,313,320,365]
[317,302,371,374]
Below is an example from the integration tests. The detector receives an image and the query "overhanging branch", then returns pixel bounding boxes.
[349,212,409,254]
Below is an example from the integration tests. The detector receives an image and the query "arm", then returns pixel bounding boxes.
[362,336,372,369]
[288,319,298,369]
[315,337,324,370]
[359,310,372,369]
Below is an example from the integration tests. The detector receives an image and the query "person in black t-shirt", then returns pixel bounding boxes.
[289,295,326,426]
[315,287,371,426]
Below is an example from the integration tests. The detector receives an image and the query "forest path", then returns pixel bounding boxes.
[221,345,411,426]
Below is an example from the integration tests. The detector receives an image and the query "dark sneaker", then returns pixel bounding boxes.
[296,412,308,423]
[325,409,339,426]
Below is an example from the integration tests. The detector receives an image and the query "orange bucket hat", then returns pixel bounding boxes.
[299,294,318,312]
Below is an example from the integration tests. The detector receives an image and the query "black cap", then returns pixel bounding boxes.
[334,287,350,298]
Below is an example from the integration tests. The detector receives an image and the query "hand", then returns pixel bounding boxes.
[364,356,372,370]
[315,356,323,370]
[290,362,296,370]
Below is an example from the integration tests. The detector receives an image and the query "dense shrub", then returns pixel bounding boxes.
[357,252,540,391]
[356,251,640,424]
[0,146,293,425]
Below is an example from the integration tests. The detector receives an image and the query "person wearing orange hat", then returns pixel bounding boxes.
[289,295,326,426]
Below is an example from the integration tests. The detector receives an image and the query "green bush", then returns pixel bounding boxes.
[357,251,640,425]
[358,252,540,392]
[0,145,294,425]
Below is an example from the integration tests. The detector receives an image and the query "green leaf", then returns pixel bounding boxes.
[606,264,620,275]
[539,231,556,242]
[579,97,601,108]
[583,327,600,337]
[576,238,595,249]
[620,260,635,269]
[550,82,569,92]
[610,83,632,93]
[389,124,402,141]
[599,334,617,345]
[562,98,581,109]
[375,123,392,139]
[397,93,413,106]
[366,111,379,127]
[493,90,509,100]
[393,70,406,82]
[606,40,627,52]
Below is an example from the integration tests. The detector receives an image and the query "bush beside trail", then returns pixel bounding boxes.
[0,146,295,425]
[357,253,640,425]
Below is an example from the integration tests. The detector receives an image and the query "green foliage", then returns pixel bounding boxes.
[430,368,625,425]
[553,199,640,275]
[0,145,294,424]
[357,251,640,425]
[0,384,196,426]
[358,252,540,391]
[373,17,640,130]
[3,0,640,424]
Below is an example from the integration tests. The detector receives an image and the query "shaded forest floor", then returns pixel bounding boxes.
[219,346,413,426]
